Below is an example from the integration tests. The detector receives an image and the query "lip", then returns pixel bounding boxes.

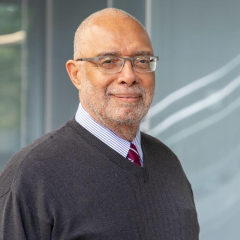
[111,94,141,103]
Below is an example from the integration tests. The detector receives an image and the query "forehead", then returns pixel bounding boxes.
[83,16,153,57]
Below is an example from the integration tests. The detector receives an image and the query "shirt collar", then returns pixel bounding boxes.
[75,103,143,163]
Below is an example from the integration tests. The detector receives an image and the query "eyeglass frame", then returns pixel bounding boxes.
[77,55,159,73]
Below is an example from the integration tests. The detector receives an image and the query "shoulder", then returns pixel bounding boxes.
[140,132,187,173]
[0,119,80,198]
[141,132,178,158]
[141,132,191,187]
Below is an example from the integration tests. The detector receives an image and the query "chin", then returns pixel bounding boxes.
[110,118,141,126]
[99,104,149,125]
[108,112,145,125]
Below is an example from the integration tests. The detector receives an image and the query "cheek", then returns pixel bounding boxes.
[86,69,114,89]
[140,73,155,89]
[143,79,155,95]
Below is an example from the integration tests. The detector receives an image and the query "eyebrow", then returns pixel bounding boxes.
[96,52,119,57]
[133,51,153,56]
[96,50,154,57]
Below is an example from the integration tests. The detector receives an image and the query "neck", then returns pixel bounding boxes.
[93,113,140,142]
[101,121,140,142]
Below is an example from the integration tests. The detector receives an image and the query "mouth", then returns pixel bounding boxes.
[111,94,141,103]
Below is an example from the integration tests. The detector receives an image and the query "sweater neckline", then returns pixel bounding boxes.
[67,119,149,183]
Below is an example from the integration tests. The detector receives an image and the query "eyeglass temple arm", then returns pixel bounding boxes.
[77,57,99,61]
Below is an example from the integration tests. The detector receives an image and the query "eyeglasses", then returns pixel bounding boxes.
[77,56,159,73]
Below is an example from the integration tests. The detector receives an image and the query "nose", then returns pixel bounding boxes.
[117,60,137,86]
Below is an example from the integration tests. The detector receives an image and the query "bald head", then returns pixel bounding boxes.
[66,8,156,140]
[73,8,151,60]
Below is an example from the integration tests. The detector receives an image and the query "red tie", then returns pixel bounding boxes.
[127,143,141,166]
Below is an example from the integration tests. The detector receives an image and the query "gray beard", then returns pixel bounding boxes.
[79,67,154,128]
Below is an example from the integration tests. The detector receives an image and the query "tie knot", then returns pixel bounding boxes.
[127,143,141,166]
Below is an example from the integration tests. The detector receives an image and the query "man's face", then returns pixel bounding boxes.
[78,17,155,128]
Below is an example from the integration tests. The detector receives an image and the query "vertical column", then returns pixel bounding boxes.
[143,0,152,133]
[107,0,113,8]
[20,0,28,148]
[45,0,53,133]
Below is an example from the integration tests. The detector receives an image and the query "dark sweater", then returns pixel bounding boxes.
[0,119,199,240]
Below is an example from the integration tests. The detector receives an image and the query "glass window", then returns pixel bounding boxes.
[148,1,240,239]
[0,3,22,169]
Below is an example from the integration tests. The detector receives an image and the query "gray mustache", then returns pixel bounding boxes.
[107,87,145,95]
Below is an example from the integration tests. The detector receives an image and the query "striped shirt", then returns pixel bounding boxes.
[75,103,143,166]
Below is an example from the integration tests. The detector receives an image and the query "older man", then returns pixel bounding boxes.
[0,8,199,239]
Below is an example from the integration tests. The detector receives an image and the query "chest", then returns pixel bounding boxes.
[45,164,199,240]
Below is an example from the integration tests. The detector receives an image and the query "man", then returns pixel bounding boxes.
[0,8,199,239]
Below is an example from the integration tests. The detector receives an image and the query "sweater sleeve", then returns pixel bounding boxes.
[0,190,52,240]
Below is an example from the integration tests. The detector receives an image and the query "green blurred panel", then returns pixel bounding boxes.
[0,3,22,169]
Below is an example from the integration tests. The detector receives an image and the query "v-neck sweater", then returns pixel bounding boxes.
[0,119,200,239]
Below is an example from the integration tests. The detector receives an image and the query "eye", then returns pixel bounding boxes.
[138,58,150,63]
[103,59,114,64]
[99,57,121,69]
[140,59,150,64]
[134,57,150,68]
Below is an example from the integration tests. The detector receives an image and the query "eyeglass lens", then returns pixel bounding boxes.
[98,57,157,73]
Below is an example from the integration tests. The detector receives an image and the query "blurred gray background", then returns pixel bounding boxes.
[0,0,239,239]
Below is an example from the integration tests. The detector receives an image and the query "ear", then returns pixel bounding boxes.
[66,60,82,90]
